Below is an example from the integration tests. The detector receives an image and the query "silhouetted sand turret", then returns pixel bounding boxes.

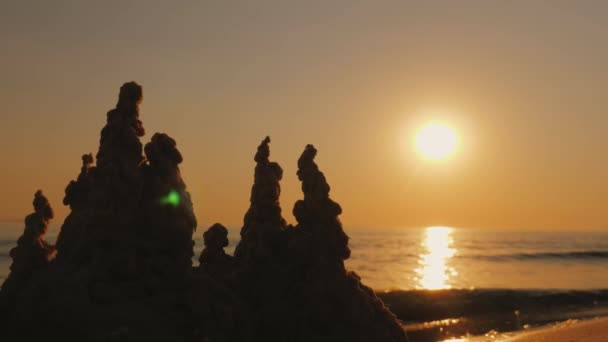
[0,191,54,316]
[234,136,287,263]
[198,223,234,282]
[264,145,407,342]
[87,81,145,240]
[293,144,350,267]
[55,153,95,262]
[199,223,231,266]
[63,153,95,210]
[139,132,197,288]
[7,190,54,278]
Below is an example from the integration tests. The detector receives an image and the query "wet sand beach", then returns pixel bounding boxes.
[505,317,608,342]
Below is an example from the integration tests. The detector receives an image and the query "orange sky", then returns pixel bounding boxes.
[1,1,607,230]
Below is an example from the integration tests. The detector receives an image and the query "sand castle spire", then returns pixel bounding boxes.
[0,191,55,305]
[62,153,96,209]
[138,132,197,279]
[274,145,407,342]
[96,81,145,171]
[199,223,231,265]
[293,144,350,265]
[198,223,234,282]
[80,82,147,252]
[234,136,287,262]
[54,153,96,262]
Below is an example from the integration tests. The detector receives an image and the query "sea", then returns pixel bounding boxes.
[2,223,608,341]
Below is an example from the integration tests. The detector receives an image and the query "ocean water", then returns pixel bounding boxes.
[346,226,608,291]
[1,223,608,291]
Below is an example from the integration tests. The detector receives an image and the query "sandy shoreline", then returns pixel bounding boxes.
[501,317,608,342]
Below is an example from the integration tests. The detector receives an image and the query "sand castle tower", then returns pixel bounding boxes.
[284,145,407,342]
[0,191,55,299]
[138,132,198,287]
[198,223,235,284]
[234,136,287,263]
[292,144,350,268]
[55,153,95,262]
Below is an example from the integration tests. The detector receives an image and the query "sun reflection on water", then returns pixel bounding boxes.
[416,226,457,290]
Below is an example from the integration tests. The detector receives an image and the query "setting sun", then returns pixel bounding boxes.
[415,123,458,160]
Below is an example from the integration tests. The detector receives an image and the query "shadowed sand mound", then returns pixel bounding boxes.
[0,83,407,342]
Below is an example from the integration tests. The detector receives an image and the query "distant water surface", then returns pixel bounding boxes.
[1,223,608,291]
[346,226,608,291]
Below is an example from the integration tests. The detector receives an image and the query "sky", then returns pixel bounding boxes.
[0,1,607,230]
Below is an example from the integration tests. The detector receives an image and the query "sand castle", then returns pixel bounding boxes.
[0,82,407,342]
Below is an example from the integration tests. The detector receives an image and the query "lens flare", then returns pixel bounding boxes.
[160,190,180,207]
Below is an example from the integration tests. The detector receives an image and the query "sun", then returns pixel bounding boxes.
[415,123,457,160]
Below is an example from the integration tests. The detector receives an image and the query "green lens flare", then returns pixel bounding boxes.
[160,190,180,207]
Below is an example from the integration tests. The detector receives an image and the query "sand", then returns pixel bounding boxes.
[503,317,608,342]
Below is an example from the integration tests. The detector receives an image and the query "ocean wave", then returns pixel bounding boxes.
[459,250,608,261]
[381,288,608,340]
[379,288,608,324]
